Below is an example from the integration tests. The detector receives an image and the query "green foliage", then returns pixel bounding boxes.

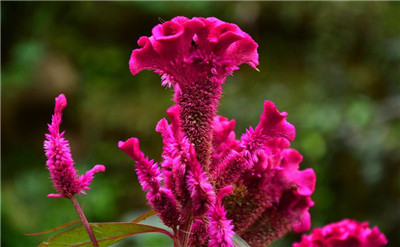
[38,222,172,247]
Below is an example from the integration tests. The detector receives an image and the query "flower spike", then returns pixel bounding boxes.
[186,145,216,217]
[118,138,180,227]
[44,94,105,199]
[208,186,235,247]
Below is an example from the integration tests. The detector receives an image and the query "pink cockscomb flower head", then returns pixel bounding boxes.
[293,219,388,247]
[129,16,258,85]
[44,94,105,199]
[208,186,235,247]
[129,17,259,170]
[126,16,317,246]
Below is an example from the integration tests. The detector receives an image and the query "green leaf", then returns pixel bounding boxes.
[25,220,80,236]
[38,222,173,247]
[131,210,157,223]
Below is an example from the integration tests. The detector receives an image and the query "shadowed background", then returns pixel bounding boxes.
[2,2,399,246]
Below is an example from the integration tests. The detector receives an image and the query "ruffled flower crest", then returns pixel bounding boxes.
[129,16,258,86]
[130,17,259,170]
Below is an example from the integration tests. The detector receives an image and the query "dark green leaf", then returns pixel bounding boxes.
[25,220,80,236]
[38,222,173,247]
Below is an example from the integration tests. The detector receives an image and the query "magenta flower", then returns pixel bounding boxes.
[129,16,258,85]
[208,186,235,247]
[293,219,388,247]
[189,218,208,246]
[222,101,316,247]
[130,16,258,170]
[44,94,105,199]
[118,137,180,228]
[186,144,216,217]
[125,16,316,246]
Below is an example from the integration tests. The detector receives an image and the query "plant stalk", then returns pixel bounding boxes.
[71,196,99,247]
[179,216,194,247]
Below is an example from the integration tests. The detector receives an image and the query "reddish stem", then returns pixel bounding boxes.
[70,196,99,247]
[180,217,194,247]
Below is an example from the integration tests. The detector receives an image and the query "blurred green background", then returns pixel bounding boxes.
[2,2,399,247]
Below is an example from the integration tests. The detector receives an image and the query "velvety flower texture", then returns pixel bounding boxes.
[44,94,105,198]
[124,16,315,247]
[293,219,388,247]
[222,101,316,247]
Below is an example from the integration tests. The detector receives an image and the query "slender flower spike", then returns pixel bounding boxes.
[293,219,388,247]
[44,94,105,199]
[186,145,216,217]
[118,138,180,228]
[208,186,235,247]
[118,138,162,193]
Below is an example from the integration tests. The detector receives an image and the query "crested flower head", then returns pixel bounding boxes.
[293,219,388,247]
[129,16,258,86]
[126,16,321,247]
[129,17,259,170]
[44,94,105,199]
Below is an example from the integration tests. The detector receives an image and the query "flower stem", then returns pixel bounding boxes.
[179,216,194,247]
[70,196,99,247]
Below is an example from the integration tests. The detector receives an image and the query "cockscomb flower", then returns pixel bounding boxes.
[125,16,316,247]
[130,16,258,170]
[44,94,105,199]
[293,219,388,247]
[129,16,258,86]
